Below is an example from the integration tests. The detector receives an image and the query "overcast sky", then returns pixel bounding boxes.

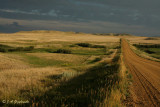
[0,0,160,36]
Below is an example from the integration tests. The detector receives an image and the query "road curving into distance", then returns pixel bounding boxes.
[122,39,160,107]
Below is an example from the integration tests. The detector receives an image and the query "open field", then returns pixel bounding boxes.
[0,31,130,106]
[1,31,159,106]
[123,36,160,61]
[126,36,160,44]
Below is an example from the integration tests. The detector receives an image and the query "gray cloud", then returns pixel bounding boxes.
[0,0,160,36]
[0,9,58,17]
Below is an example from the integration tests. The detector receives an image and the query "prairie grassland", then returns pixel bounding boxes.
[26,53,89,65]
[126,36,160,44]
[125,36,160,61]
[0,67,67,100]
[0,53,29,70]
[0,31,119,46]
[0,31,126,106]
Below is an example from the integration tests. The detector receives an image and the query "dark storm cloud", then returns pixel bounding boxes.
[0,21,34,33]
[0,0,160,36]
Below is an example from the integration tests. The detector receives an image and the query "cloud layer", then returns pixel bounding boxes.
[0,0,160,36]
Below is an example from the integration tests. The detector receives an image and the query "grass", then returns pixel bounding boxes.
[133,44,160,59]
[26,46,130,107]
[0,44,34,53]
[0,31,124,106]
[89,57,102,63]
[0,53,122,106]
[106,43,133,107]
[29,61,121,106]
[0,67,67,105]
[19,53,73,67]
[72,48,106,55]
[25,53,89,66]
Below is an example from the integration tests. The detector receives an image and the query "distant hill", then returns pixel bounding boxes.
[93,33,133,36]
[17,30,62,33]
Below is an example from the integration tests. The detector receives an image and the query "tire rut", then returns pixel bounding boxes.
[122,39,160,107]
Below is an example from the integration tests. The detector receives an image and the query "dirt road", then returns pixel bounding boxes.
[122,39,160,107]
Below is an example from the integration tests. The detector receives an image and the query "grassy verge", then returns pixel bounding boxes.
[128,42,160,62]
[106,54,132,107]
[133,44,160,59]
[104,39,132,107]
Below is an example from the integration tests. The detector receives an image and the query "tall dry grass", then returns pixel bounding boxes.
[0,67,70,100]
[0,31,123,106]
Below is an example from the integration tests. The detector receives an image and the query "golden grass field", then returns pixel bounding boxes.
[126,36,160,44]
[0,31,159,106]
[125,36,160,61]
[0,31,123,106]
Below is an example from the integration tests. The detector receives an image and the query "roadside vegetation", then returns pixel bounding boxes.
[133,44,160,59]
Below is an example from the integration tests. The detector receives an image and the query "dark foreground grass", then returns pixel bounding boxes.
[0,62,121,107]
[0,42,122,107]
[26,59,120,107]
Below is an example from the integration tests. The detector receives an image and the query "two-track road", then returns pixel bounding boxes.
[122,39,160,107]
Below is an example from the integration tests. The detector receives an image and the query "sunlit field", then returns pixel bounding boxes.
[126,36,160,61]
[0,31,132,106]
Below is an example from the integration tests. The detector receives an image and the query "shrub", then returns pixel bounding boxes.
[23,46,34,51]
[15,47,24,51]
[0,44,12,48]
[0,44,34,52]
[145,37,158,40]
[112,55,120,63]
[0,48,8,52]
[54,49,71,54]
[76,43,106,49]
[113,46,121,49]
[144,49,155,54]
[133,44,160,48]
[91,45,106,48]
[76,43,91,47]
[105,51,113,55]
[89,57,102,63]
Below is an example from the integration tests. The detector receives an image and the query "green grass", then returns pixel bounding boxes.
[149,48,160,53]
[20,53,72,67]
[48,49,72,54]
[72,48,106,55]
[89,57,102,63]
[0,52,121,107]
[133,44,160,59]
[0,40,124,106]
[0,44,34,53]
